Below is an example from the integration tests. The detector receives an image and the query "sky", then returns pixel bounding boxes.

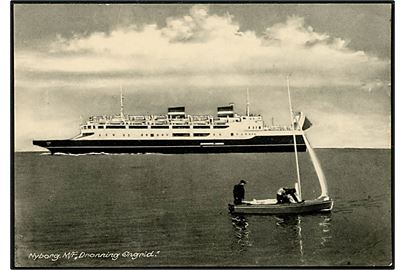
[13,3,392,150]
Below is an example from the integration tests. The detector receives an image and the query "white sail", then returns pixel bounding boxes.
[303,134,329,199]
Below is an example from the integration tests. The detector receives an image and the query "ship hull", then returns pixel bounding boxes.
[33,135,306,154]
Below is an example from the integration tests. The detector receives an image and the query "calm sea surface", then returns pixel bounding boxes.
[14,149,392,267]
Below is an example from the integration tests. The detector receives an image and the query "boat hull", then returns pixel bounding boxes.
[229,199,333,215]
[33,135,307,154]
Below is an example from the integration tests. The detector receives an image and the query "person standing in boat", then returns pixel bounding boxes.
[233,180,247,205]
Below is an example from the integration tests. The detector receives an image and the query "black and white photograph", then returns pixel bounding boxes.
[12,2,393,268]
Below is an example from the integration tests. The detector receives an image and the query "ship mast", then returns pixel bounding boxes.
[246,88,250,116]
[287,75,302,201]
[120,85,125,120]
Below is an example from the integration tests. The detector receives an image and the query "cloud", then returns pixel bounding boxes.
[15,5,389,90]
[14,5,391,150]
[306,111,391,148]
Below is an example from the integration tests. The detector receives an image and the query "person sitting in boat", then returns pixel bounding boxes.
[233,180,247,205]
[276,187,300,204]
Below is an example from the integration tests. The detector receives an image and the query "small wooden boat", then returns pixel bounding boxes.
[229,77,333,215]
[229,197,333,215]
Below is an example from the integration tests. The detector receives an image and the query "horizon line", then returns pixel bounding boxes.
[14,146,392,153]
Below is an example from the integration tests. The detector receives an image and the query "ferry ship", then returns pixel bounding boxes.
[33,91,312,154]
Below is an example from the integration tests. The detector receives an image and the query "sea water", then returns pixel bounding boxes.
[14,149,392,267]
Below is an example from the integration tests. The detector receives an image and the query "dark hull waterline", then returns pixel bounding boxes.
[33,135,307,154]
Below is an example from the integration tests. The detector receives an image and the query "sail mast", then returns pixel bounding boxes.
[286,76,302,200]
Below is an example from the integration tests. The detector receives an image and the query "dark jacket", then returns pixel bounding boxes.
[233,184,245,205]
[277,187,299,204]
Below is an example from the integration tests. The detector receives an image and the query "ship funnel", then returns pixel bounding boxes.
[168,106,186,119]
[217,104,235,118]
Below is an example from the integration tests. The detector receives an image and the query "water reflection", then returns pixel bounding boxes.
[229,213,332,260]
[274,215,305,263]
[231,215,252,252]
[318,214,332,247]
[274,214,332,263]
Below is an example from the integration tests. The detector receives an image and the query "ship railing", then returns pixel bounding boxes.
[153,122,169,125]
[90,121,107,125]
[93,115,117,120]
[213,119,227,124]
[94,115,124,122]
[170,118,189,123]
[263,125,292,131]
[89,115,111,121]
[129,123,147,126]
[154,115,168,120]
[191,115,211,121]
[191,121,210,125]
[106,122,126,125]
[128,115,148,121]
[171,122,190,125]
[128,121,146,124]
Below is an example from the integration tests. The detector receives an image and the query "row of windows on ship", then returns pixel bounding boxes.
[83,125,263,130]
[91,132,258,137]
[89,116,260,121]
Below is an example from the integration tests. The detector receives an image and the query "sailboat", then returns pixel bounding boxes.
[229,77,334,215]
